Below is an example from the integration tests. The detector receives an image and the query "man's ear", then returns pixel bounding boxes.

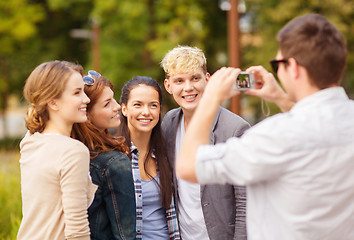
[205,72,211,83]
[288,58,300,80]
[47,99,59,111]
[164,78,172,94]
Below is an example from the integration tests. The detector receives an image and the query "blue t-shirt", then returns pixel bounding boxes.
[141,175,169,239]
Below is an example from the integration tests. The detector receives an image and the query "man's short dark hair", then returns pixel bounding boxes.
[277,14,347,89]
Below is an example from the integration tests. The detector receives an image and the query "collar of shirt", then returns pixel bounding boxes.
[290,87,348,113]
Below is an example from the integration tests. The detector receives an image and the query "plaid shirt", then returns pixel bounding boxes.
[130,143,180,240]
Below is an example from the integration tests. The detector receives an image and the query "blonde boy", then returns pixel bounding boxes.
[161,46,250,240]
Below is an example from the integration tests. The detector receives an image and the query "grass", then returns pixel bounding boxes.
[0,151,22,240]
[0,138,21,152]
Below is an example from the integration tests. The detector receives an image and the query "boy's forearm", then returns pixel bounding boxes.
[176,67,240,182]
[176,93,220,182]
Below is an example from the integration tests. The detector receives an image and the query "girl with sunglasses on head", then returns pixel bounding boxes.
[116,76,180,240]
[72,71,136,240]
[18,61,97,240]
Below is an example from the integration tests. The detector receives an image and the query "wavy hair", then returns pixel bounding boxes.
[72,75,129,158]
[160,45,207,78]
[23,60,83,134]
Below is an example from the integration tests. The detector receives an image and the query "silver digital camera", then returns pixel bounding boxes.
[234,71,255,90]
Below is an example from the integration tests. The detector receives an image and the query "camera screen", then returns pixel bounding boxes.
[236,74,251,88]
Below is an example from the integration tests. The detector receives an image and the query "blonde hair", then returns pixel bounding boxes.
[160,45,207,78]
[23,60,84,134]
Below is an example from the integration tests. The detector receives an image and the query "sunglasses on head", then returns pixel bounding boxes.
[83,70,101,85]
[269,59,288,73]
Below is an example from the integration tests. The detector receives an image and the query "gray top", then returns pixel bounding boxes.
[162,106,250,240]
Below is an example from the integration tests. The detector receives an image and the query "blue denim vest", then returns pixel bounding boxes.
[88,150,137,240]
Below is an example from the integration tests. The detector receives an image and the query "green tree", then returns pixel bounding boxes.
[0,0,44,137]
[90,0,210,108]
[240,0,354,121]
[2,0,353,131]
[0,0,94,137]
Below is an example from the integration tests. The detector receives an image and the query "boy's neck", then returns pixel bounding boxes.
[181,109,195,130]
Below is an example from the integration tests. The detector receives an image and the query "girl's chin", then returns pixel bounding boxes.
[110,120,121,128]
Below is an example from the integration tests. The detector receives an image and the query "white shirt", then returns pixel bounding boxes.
[196,87,354,240]
[176,116,210,240]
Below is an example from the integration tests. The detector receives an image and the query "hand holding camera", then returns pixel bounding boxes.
[244,66,294,112]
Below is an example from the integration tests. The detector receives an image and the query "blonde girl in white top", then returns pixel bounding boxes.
[18,61,97,240]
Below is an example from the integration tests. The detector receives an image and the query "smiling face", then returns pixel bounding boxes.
[121,84,160,137]
[88,86,121,131]
[53,71,90,125]
[164,67,209,114]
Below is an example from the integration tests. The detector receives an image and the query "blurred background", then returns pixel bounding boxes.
[0,0,353,238]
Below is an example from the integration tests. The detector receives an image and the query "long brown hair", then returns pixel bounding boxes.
[72,74,128,157]
[116,76,173,209]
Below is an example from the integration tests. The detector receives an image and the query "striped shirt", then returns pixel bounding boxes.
[131,143,180,240]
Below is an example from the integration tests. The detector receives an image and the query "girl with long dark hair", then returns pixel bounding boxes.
[116,76,180,240]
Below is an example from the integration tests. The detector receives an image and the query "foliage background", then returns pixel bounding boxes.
[1,0,353,121]
[0,0,353,238]
[0,151,21,240]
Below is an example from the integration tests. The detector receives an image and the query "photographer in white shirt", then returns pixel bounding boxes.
[176,14,354,240]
